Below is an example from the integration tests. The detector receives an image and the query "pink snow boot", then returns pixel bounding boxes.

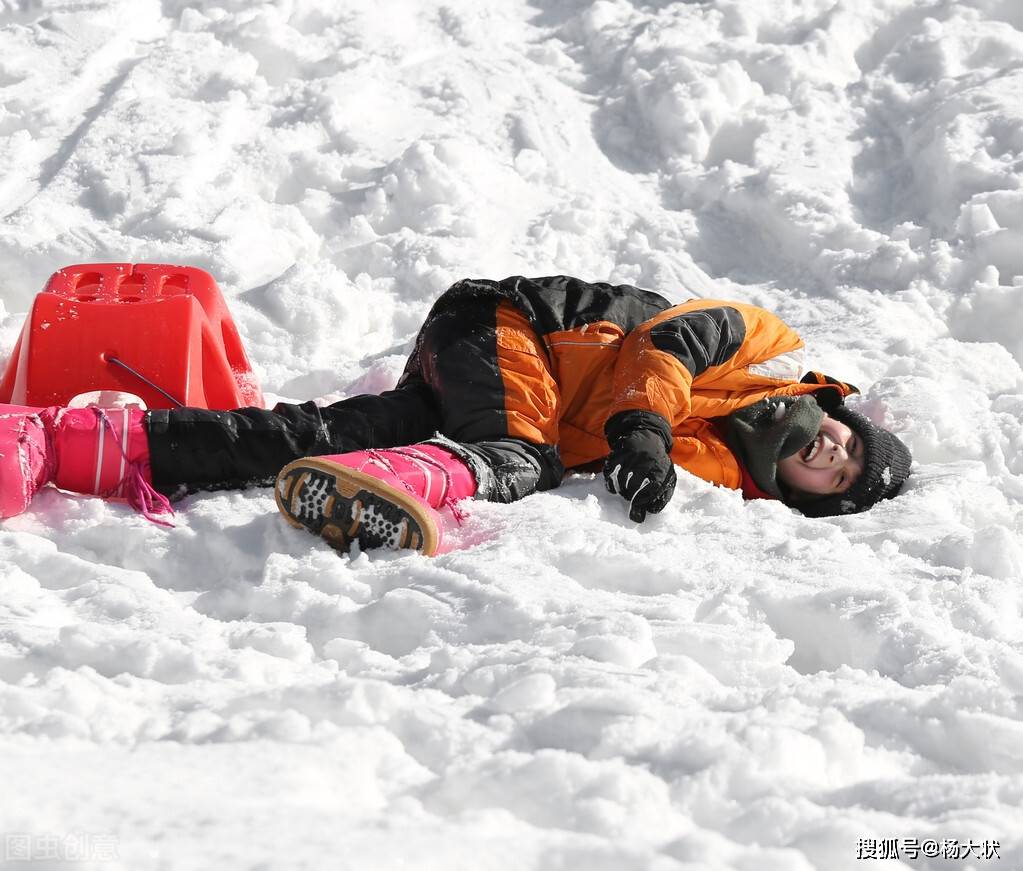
[0,405,51,519]
[274,444,477,555]
[0,404,172,523]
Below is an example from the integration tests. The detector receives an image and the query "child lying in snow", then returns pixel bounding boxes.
[1,275,911,554]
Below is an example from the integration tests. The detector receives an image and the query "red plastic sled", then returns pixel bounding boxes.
[0,263,264,410]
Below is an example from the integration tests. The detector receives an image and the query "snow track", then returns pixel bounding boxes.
[2,1,1023,869]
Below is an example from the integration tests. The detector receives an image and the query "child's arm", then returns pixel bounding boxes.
[606,299,804,430]
[600,300,805,519]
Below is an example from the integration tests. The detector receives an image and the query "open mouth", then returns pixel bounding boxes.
[802,434,822,462]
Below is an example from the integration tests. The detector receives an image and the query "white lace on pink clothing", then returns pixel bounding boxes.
[94,408,175,527]
[362,447,470,524]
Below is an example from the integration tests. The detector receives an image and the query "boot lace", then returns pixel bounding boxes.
[95,407,175,527]
[13,410,58,488]
[363,447,470,525]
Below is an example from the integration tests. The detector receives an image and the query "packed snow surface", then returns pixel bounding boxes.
[2,0,1023,869]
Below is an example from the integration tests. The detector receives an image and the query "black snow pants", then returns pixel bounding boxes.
[145,295,565,503]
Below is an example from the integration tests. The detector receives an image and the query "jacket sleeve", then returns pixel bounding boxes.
[608,303,749,428]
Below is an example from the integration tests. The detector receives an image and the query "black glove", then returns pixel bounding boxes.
[603,410,677,522]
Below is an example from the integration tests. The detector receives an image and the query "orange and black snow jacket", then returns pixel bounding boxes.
[434,276,856,491]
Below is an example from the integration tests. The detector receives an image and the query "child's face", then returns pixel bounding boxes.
[776,414,864,497]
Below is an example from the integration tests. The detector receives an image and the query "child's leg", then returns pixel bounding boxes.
[0,405,53,519]
[272,296,565,554]
[413,297,564,502]
[276,442,476,555]
[0,405,171,523]
[145,377,440,492]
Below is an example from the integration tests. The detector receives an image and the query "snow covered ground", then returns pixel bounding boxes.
[2,0,1023,868]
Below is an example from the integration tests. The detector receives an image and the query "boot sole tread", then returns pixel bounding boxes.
[274,458,440,556]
